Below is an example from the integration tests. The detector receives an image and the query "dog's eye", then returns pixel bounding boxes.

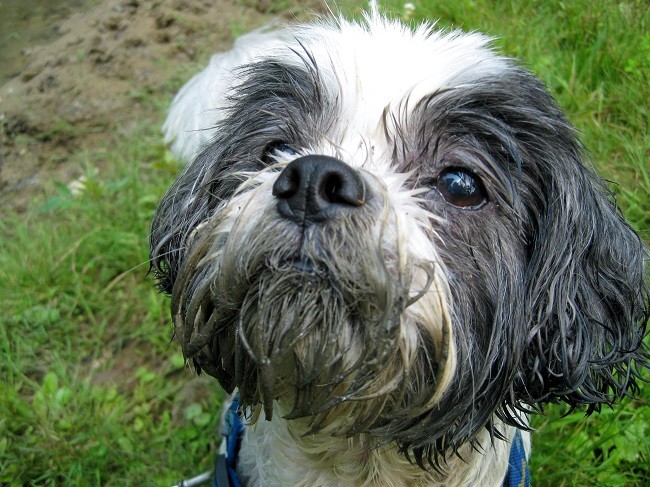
[262,141,297,163]
[435,168,487,209]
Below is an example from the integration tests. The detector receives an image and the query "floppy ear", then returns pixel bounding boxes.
[153,27,290,291]
[516,155,649,410]
[163,27,287,162]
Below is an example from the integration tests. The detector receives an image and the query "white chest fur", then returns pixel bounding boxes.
[235,405,529,487]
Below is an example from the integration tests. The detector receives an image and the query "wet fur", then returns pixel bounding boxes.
[151,6,649,484]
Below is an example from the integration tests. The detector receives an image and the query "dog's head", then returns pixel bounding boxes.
[151,10,648,465]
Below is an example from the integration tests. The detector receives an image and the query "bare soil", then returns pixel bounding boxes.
[0,0,321,213]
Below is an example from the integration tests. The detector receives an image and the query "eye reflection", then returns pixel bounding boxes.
[261,141,297,164]
[435,169,487,209]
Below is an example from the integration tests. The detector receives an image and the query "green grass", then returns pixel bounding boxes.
[0,1,648,485]
[0,126,225,485]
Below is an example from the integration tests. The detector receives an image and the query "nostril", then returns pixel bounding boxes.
[320,171,364,206]
[322,173,343,203]
[273,165,301,199]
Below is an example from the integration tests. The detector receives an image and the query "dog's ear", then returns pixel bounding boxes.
[163,27,288,163]
[516,152,649,410]
[149,152,215,295]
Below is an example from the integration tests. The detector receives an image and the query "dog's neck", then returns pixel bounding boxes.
[236,402,520,487]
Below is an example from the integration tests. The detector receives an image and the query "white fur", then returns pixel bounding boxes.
[163,27,288,162]
[236,401,529,487]
[164,11,509,167]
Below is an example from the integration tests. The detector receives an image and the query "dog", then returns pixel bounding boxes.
[150,4,649,486]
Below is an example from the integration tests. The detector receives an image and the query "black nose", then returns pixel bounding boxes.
[272,155,366,222]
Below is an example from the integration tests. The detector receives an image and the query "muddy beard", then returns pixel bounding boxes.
[170,200,450,438]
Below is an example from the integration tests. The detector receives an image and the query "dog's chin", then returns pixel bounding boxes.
[171,200,453,438]
[235,265,402,431]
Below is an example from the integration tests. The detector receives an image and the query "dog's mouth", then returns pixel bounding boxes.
[169,190,454,438]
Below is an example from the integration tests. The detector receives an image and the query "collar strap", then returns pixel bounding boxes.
[503,429,530,487]
[215,395,244,487]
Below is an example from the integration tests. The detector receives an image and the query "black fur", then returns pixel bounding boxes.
[151,57,338,294]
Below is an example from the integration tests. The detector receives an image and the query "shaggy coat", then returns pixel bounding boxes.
[151,6,648,486]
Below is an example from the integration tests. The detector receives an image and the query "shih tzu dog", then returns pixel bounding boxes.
[151,4,649,486]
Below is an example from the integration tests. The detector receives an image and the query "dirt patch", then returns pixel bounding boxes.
[0,0,322,213]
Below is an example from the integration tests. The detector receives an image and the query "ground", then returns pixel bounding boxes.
[0,0,321,212]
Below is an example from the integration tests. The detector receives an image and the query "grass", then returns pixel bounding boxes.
[0,125,224,485]
[0,0,647,485]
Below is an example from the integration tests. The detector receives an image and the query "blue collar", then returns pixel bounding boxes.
[214,396,530,487]
[504,429,530,487]
[215,396,245,487]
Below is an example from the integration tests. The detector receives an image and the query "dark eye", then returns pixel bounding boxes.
[435,168,487,209]
[261,141,297,163]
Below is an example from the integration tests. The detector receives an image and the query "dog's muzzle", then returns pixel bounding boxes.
[168,150,454,433]
[272,155,367,223]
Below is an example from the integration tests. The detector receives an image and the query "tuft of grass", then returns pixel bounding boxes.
[0,1,647,485]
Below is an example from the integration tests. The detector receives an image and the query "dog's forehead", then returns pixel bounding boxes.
[283,18,510,139]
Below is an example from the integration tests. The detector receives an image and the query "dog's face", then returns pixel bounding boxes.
[151,13,648,464]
